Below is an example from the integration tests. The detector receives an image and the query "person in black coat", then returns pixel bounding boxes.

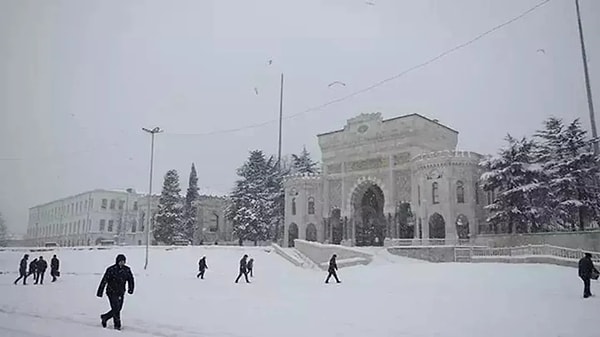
[35,256,48,285]
[325,254,341,284]
[578,252,598,298]
[13,254,29,285]
[28,258,38,283]
[97,254,135,330]
[247,258,254,278]
[235,254,250,283]
[51,255,60,282]
[197,256,208,279]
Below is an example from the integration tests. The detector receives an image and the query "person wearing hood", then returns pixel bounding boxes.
[235,254,250,283]
[578,252,599,298]
[325,254,341,284]
[197,256,208,279]
[97,254,135,330]
[247,258,254,278]
[13,254,29,285]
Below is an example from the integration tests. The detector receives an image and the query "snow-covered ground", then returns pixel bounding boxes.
[0,246,598,337]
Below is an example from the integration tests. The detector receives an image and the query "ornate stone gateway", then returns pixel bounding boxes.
[351,181,385,246]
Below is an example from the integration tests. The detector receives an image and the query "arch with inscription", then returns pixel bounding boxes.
[351,180,386,246]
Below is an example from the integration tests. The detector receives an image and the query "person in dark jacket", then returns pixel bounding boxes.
[578,252,598,298]
[325,254,341,284]
[28,258,38,283]
[197,256,208,279]
[13,254,29,285]
[97,254,135,330]
[35,256,48,285]
[247,258,254,278]
[235,254,250,283]
[51,255,60,282]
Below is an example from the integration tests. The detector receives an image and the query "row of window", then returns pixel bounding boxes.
[37,198,140,221]
[290,197,315,216]
[418,181,495,206]
[29,219,92,238]
[98,219,142,233]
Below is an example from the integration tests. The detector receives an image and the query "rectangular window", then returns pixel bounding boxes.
[110,200,116,210]
[118,200,125,210]
[90,199,94,210]
[101,199,107,209]
[99,219,106,231]
[133,201,138,211]
[84,200,88,211]
[108,220,114,232]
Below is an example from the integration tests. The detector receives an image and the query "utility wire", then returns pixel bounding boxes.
[166,0,552,137]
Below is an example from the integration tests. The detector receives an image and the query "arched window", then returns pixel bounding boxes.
[432,182,439,204]
[456,181,465,204]
[291,198,297,215]
[308,197,315,215]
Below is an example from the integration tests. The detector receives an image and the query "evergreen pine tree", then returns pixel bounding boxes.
[0,212,7,247]
[538,119,600,230]
[480,135,550,233]
[292,146,318,174]
[182,163,200,243]
[226,150,272,245]
[154,169,183,244]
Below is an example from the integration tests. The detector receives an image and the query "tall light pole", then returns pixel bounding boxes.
[575,0,598,154]
[142,127,162,270]
[277,73,284,166]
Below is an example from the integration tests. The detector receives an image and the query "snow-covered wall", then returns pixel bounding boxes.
[293,239,373,269]
[387,246,456,262]
[473,231,600,252]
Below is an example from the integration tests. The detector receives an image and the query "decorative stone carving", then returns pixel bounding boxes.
[347,157,388,172]
[327,163,342,174]
[393,152,411,166]
[426,169,442,180]
[394,170,411,201]
[328,180,342,209]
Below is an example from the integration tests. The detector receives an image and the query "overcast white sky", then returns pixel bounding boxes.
[1,0,599,234]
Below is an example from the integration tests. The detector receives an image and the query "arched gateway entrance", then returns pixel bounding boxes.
[351,181,385,246]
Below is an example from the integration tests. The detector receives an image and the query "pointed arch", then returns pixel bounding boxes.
[456,181,465,204]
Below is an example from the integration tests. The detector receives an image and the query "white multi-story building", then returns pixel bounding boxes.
[26,189,158,247]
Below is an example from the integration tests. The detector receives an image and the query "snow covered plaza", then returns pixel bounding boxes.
[0,246,598,337]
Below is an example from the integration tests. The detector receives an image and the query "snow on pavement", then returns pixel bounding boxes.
[0,246,598,337]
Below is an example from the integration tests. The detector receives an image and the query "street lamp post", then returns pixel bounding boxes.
[575,0,598,154]
[142,127,162,270]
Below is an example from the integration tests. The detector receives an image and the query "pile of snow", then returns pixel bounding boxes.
[1,246,599,337]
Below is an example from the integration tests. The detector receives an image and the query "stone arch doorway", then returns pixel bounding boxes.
[306,223,317,242]
[351,181,385,246]
[330,208,342,244]
[428,213,446,239]
[456,214,469,239]
[288,223,298,247]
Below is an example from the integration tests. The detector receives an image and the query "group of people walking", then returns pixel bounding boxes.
[13,254,60,285]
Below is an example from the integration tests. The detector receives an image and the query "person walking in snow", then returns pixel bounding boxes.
[247,258,254,278]
[28,257,38,283]
[197,256,208,279]
[35,256,48,285]
[13,254,29,285]
[235,254,250,283]
[97,254,135,330]
[51,255,60,282]
[578,252,599,298]
[325,254,341,284]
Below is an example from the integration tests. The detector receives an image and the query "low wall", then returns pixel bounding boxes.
[294,240,373,269]
[474,231,600,252]
[471,256,578,268]
[270,244,303,267]
[387,246,456,262]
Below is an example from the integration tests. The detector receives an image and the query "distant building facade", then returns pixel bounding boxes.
[26,189,158,247]
[283,113,489,247]
[194,195,232,244]
[26,189,232,247]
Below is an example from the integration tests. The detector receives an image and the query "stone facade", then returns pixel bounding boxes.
[283,113,487,247]
[194,195,232,244]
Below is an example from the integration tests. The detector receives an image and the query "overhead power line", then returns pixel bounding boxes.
[166,0,552,137]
